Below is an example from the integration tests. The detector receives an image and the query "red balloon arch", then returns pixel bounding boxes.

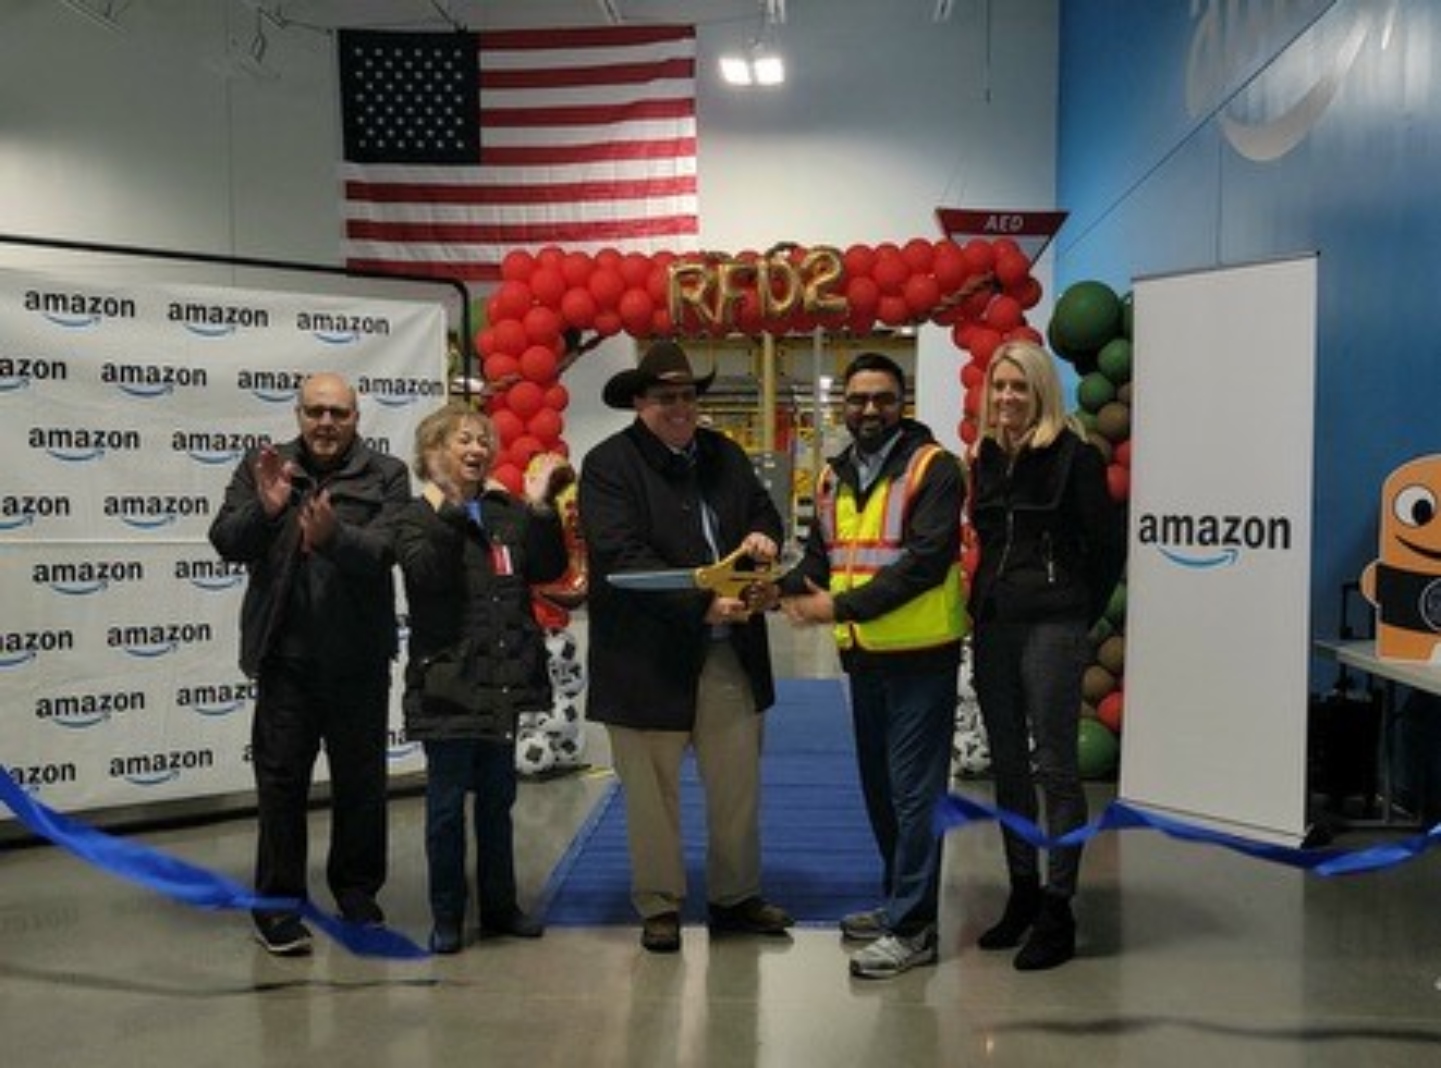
[476,237,1044,495]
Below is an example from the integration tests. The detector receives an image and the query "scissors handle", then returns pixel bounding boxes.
[694,546,778,599]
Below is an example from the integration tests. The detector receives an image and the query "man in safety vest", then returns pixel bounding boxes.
[777,351,966,980]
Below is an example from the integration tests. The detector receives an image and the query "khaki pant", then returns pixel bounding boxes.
[607,641,764,919]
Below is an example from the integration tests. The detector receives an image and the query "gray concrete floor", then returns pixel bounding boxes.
[3,625,1441,1066]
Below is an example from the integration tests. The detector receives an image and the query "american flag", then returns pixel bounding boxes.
[338,26,699,284]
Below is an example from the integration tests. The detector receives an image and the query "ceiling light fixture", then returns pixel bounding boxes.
[933,0,955,22]
[720,1,785,88]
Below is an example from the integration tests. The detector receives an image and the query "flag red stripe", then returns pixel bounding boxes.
[481,137,697,167]
[347,215,699,244]
[481,98,693,129]
[481,57,695,91]
[480,26,694,50]
[345,175,697,206]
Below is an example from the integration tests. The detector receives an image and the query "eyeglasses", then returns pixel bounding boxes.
[843,391,900,411]
[644,387,699,407]
[300,404,355,422]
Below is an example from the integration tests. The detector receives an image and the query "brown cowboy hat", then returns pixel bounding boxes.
[602,340,716,410]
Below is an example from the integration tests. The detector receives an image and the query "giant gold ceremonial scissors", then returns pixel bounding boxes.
[607,545,780,600]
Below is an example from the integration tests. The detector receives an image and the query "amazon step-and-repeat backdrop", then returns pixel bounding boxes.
[0,268,445,819]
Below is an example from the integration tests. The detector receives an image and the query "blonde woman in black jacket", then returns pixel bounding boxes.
[968,340,1125,971]
[393,403,570,954]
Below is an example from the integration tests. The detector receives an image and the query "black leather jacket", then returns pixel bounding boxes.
[208,437,410,680]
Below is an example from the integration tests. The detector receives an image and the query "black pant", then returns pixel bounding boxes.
[251,657,391,912]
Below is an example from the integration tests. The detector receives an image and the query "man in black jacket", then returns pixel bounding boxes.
[580,340,793,954]
[209,371,410,956]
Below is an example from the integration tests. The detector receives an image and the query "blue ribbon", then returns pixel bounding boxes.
[934,792,1441,877]
[0,767,428,959]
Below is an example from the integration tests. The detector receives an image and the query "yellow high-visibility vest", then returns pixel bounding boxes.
[815,444,967,652]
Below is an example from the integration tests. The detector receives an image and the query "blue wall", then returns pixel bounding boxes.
[1056,0,1439,663]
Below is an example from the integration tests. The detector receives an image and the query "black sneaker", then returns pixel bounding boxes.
[337,894,386,927]
[254,912,313,957]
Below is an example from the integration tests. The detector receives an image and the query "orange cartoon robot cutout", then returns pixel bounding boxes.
[1360,454,1441,661]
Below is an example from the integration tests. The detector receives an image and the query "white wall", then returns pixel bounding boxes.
[0,0,1058,459]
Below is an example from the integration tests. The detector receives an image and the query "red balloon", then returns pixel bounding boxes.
[593,310,623,337]
[544,382,570,411]
[488,280,534,323]
[963,382,983,417]
[842,243,876,280]
[877,294,911,327]
[522,305,562,347]
[968,327,1003,364]
[962,239,995,275]
[901,237,935,274]
[958,418,978,446]
[1009,275,1044,309]
[491,463,523,496]
[519,345,558,383]
[560,287,598,330]
[594,247,623,273]
[872,252,909,295]
[933,240,969,293]
[960,361,984,388]
[1097,690,1125,733]
[561,251,594,288]
[510,434,545,465]
[1114,439,1132,468]
[903,273,941,317]
[588,268,624,311]
[1106,463,1131,501]
[505,380,545,419]
[1006,324,1044,345]
[527,407,563,445]
[995,249,1032,288]
[845,275,880,317]
[536,245,566,270]
[500,249,536,283]
[618,288,654,336]
[483,352,520,383]
[529,267,565,309]
[984,294,1025,333]
[489,318,528,357]
[619,252,652,289]
[490,407,524,445]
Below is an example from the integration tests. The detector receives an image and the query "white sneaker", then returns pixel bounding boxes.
[848,925,938,979]
[839,908,887,942]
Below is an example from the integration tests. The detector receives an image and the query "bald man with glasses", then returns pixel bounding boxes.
[209,371,411,956]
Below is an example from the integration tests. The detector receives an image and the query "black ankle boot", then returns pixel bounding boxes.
[977,876,1042,950]
[1013,892,1075,971]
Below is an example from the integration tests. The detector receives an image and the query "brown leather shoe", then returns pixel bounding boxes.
[641,911,681,953]
[707,896,794,936]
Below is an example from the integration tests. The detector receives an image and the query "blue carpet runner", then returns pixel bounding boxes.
[539,678,882,927]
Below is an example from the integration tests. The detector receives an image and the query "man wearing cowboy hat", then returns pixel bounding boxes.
[579,339,794,953]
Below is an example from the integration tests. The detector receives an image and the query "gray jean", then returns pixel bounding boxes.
[972,618,1091,897]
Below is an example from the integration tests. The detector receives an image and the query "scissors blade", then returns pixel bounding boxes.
[607,568,699,591]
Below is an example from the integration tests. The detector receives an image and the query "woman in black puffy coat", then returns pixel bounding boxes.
[393,403,570,954]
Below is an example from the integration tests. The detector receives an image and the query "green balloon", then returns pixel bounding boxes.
[1077,372,1116,413]
[1077,718,1120,779]
[1052,281,1123,353]
[1097,338,1132,384]
[1106,581,1127,625]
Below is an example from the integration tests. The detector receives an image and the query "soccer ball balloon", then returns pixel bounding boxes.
[515,728,557,777]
